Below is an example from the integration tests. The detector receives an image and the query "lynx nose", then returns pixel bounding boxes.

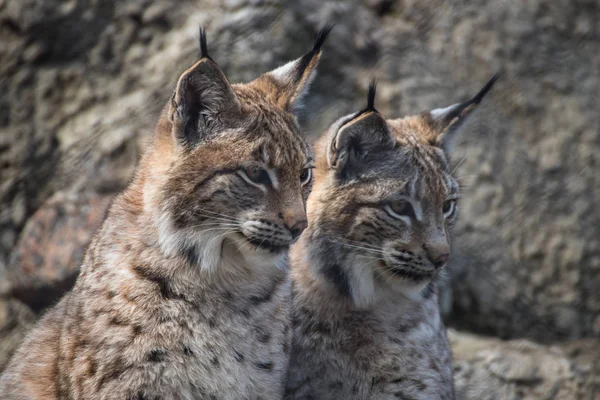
[425,240,450,269]
[280,210,307,240]
[432,253,449,269]
[286,219,308,240]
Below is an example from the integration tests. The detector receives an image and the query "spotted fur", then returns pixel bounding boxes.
[0,26,332,400]
[285,76,498,400]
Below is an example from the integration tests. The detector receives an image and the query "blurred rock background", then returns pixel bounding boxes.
[0,0,598,398]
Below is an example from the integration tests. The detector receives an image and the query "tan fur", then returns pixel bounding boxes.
[0,29,329,400]
[286,79,496,399]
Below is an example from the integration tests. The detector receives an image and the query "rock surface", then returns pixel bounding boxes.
[2,190,113,312]
[450,329,600,400]
[0,0,598,391]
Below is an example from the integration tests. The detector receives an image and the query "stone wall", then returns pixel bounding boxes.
[1,0,598,396]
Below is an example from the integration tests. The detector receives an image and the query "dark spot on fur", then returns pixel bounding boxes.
[234,350,245,362]
[371,377,382,388]
[313,320,332,335]
[147,349,166,362]
[249,275,283,305]
[132,265,189,303]
[109,315,129,326]
[211,356,220,366]
[77,337,89,348]
[98,356,131,388]
[393,392,418,400]
[92,308,106,318]
[390,336,404,345]
[132,324,142,336]
[429,358,440,373]
[191,383,208,396]
[208,317,217,328]
[255,327,271,343]
[421,281,436,299]
[183,346,194,357]
[255,361,274,371]
[178,319,192,333]
[87,357,97,376]
[397,321,414,333]
[234,306,251,318]
[127,392,147,400]
[321,262,351,297]
[179,242,200,265]
[291,310,301,328]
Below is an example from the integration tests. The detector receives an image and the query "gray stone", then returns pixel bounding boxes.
[450,329,600,400]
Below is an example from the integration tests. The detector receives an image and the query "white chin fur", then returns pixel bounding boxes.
[348,254,377,309]
[351,254,433,306]
[389,278,432,302]
[229,232,287,269]
[157,215,285,273]
[157,214,227,273]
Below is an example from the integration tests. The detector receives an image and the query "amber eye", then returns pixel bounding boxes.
[300,168,312,185]
[443,199,456,217]
[386,200,415,220]
[242,166,271,186]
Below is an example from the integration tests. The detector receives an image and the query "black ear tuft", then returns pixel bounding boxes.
[471,72,501,105]
[440,72,500,125]
[199,26,210,60]
[366,79,377,112]
[292,24,334,85]
[312,23,335,55]
[427,72,500,154]
[170,29,240,146]
[327,82,393,174]
[256,24,332,112]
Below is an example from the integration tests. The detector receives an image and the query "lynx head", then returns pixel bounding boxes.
[305,76,498,306]
[146,26,333,273]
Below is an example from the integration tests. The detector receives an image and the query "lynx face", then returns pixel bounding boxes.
[320,127,459,282]
[155,28,331,272]
[307,77,497,303]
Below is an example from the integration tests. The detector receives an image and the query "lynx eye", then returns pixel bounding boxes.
[241,166,271,186]
[385,200,415,220]
[300,167,312,186]
[443,199,456,217]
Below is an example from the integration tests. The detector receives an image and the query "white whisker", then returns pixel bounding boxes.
[451,155,468,175]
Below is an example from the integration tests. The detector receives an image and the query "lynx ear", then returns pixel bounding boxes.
[327,81,395,178]
[426,73,500,153]
[169,27,241,146]
[254,24,333,113]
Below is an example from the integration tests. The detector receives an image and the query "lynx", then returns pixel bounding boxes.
[0,26,332,400]
[285,76,498,399]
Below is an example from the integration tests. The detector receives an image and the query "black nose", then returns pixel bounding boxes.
[288,220,308,240]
